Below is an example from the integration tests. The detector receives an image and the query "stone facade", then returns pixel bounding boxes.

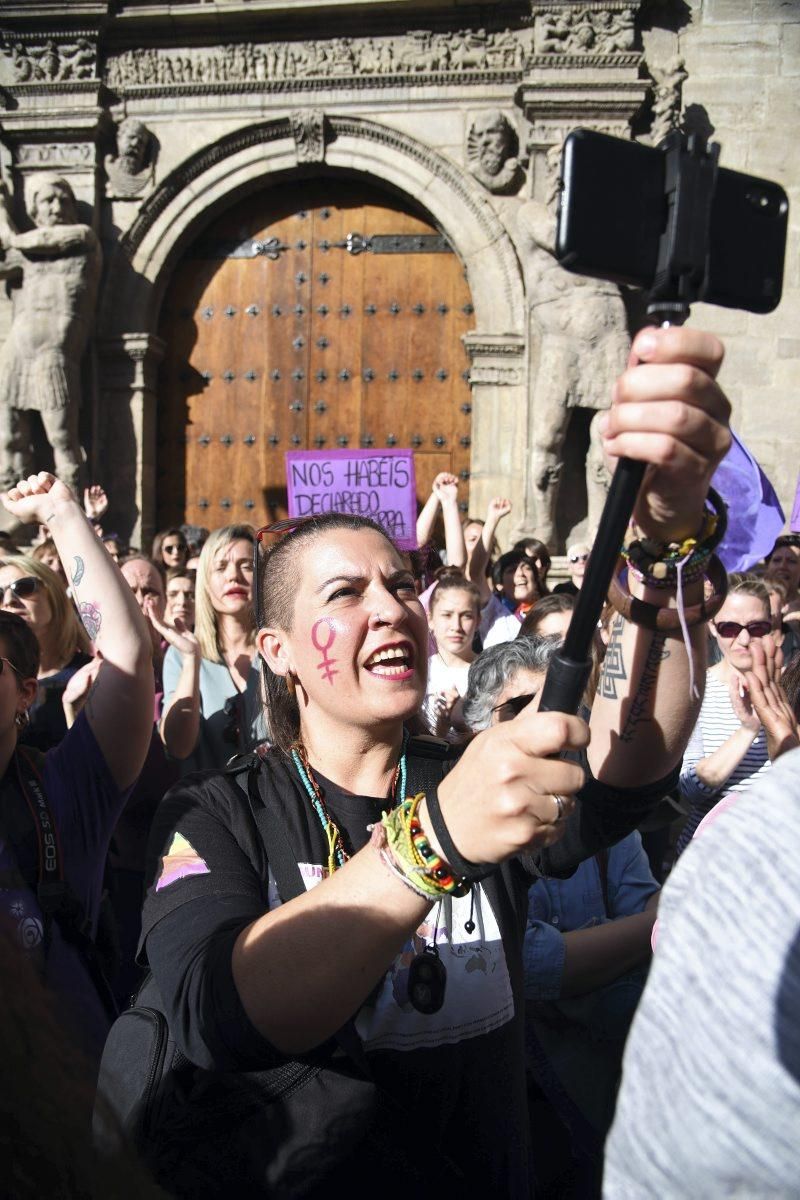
[0,0,796,548]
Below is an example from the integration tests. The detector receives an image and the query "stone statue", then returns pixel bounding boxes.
[467,110,525,195]
[650,56,688,145]
[0,174,101,493]
[515,150,630,548]
[104,117,154,199]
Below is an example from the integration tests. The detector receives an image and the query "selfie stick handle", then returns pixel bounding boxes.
[539,131,719,716]
[537,455,646,715]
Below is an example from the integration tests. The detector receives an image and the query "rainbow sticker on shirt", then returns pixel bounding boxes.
[156,832,210,892]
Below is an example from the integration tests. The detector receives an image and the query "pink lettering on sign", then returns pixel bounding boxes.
[312,619,338,684]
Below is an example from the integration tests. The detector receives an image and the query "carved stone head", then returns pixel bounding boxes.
[467,111,524,195]
[116,117,150,174]
[26,173,78,227]
[468,110,515,177]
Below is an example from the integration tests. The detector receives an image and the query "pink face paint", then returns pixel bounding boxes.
[311,618,338,684]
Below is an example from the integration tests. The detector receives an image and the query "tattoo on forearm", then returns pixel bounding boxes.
[71,555,84,587]
[598,614,627,700]
[620,633,671,744]
[79,600,101,641]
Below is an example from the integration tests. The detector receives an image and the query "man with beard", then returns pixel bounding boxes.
[467,110,524,194]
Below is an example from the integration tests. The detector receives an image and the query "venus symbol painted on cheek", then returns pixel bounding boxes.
[311,618,338,684]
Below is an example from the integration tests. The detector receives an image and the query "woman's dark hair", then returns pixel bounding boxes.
[780,651,800,720]
[519,591,575,638]
[151,527,188,565]
[0,607,42,679]
[429,574,481,615]
[259,513,399,752]
[512,537,551,582]
[492,549,548,601]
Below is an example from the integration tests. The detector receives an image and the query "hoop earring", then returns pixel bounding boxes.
[15,709,30,730]
[285,673,296,697]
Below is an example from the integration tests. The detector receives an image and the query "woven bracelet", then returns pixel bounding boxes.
[608,552,728,631]
[423,786,496,884]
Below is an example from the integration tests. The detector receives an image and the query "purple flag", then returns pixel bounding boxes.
[791,472,800,531]
[711,430,784,572]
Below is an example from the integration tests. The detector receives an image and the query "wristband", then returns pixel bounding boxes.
[423,785,496,883]
[608,553,728,631]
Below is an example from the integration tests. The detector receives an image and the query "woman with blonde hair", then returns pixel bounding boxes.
[0,553,92,750]
[158,524,265,772]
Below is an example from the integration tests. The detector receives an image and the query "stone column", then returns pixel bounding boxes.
[462,332,526,548]
[96,333,165,549]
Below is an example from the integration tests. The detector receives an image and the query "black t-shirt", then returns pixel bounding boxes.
[141,756,532,1194]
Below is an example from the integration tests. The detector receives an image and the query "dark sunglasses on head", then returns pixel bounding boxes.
[253,516,321,626]
[1,576,41,600]
[714,620,772,639]
[773,535,800,550]
[492,692,537,720]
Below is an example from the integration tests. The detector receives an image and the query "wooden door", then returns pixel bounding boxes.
[156,179,474,535]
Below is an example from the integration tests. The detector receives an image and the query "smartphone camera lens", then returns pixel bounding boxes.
[746,188,781,218]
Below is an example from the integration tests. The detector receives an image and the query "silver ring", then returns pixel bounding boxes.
[552,795,566,823]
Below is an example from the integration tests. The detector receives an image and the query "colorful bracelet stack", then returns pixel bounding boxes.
[379,794,470,900]
[621,488,726,590]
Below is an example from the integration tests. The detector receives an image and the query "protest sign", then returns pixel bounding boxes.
[285,448,417,550]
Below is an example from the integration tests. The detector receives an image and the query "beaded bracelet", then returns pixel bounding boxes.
[621,488,727,589]
[380,795,470,899]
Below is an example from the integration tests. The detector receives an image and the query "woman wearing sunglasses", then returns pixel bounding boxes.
[677,574,773,853]
[0,472,153,1066]
[0,554,92,751]
[132,327,733,1195]
[158,524,266,773]
[152,527,189,574]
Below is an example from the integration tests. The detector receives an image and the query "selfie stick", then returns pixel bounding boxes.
[538,130,720,715]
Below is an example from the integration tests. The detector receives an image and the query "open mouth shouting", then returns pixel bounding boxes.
[363,641,416,681]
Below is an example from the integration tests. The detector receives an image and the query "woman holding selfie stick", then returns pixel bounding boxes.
[136,326,731,1195]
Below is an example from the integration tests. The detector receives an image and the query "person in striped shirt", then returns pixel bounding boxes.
[676,573,773,854]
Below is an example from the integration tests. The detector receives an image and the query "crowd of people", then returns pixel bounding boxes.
[0,324,799,1197]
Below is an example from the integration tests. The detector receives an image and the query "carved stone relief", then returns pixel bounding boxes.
[105,117,156,199]
[105,28,528,90]
[531,5,637,60]
[17,143,94,168]
[1,37,96,84]
[290,109,328,164]
[467,111,525,196]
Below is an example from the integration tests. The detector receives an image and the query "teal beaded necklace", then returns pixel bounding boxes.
[291,731,409,876]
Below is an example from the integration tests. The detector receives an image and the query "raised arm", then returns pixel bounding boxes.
[415,478,442,548]
[9,223,97,256]
[587,327,731,788]
[1,473,153,790]
[151,609,203,760]
[467,496,511,602]
[434,474,467,571]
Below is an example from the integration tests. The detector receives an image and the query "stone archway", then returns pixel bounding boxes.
[97,115,526,543]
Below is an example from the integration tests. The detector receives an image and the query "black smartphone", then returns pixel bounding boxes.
[556,128,788,313]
